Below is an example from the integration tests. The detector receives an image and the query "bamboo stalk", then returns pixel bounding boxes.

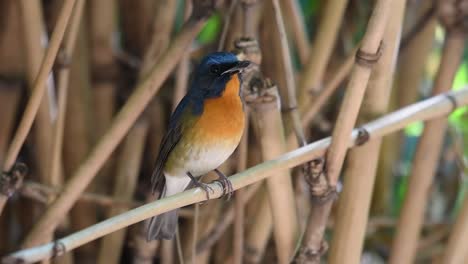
[21,1,219,248]
[233,119,249,264]
[173,0,192,111]
[2,0,75,176]
[244,185,273,264]
[0,1,28,242]
[88,0,119,196]
[298,0,349,110]
[280,0,309,65]
[248,84,298,263]
[373,2,437,215]
[62,16,95,262]
[295,0,393,262]
[49,0,84,199]
[3,87,468,263]
[441,191,468,263]
[17,0,56,184]
[389,29,466,264]
[328,0,406,262]
[97,121,148,264]
[397,4,437,107]
[269,0,306,146]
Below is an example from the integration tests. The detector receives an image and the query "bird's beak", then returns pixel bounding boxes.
[222,60,251,75]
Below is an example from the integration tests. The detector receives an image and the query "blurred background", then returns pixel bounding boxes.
[0,0,467,263]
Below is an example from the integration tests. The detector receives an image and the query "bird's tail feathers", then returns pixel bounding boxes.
[146,209,179,241]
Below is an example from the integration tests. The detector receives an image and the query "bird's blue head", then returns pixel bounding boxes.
[190,52,251,98]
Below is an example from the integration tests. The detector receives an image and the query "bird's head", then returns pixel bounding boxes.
[191,52,251,98]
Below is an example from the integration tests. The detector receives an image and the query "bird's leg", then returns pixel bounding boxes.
[187,172,214,200]
[214,169,234,200]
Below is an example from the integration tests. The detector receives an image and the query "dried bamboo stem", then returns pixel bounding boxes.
[233,120,249,264]
[97,121,148,264]
[389,29,466,264]
[270,0,306,146]
[2,0,75,174]
[280,0,309,65]
[397,4,437,107]
[50,0,84,198]
[244,186,272,264]
[442,191,468,263]
[300,49,356,128]
[298,0,349,110]
[89,0,118,196]
[21,1,218,248]
[4,87,468,263]
[173,0,192,110]
[248,85,298,263]
[295,1,392,262]
[17,0,56,184]
[328,0,406,262]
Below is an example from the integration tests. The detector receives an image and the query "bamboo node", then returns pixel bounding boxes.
[0,163,27,197]
[234,37,262,65]
[356,127,370,146]
[355,41,384,68]
[303,158,338,204]
[295,241,328,262]
[444,92,459,112]
[281,105,298,113]
[51,241,66,259]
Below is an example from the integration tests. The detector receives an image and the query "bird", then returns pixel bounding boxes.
[147,52,251,241]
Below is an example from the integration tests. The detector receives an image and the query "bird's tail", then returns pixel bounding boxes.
[146,209,179,241]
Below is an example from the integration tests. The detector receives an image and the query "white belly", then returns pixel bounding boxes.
[184,141,237,176]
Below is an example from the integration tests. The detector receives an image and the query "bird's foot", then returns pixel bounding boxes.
[214,169,234,200]
[187,172,214,200]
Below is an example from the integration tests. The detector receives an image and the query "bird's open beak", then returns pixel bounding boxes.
[222,60,251,75]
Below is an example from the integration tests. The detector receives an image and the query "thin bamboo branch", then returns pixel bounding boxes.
[20,181,142,209]
[97,121,148,264]
[300,48,356,128]
[328,0,406,262]
[2,0,76,173]
[5,88,468,264]
[389,28,466,264]
[295,0,393,262]
[298,0,349,110]
[21,1,219,248]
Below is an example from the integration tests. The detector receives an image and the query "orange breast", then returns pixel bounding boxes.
[194,75,245,142]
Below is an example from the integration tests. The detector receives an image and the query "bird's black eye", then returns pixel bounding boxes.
[210,65,220,75]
